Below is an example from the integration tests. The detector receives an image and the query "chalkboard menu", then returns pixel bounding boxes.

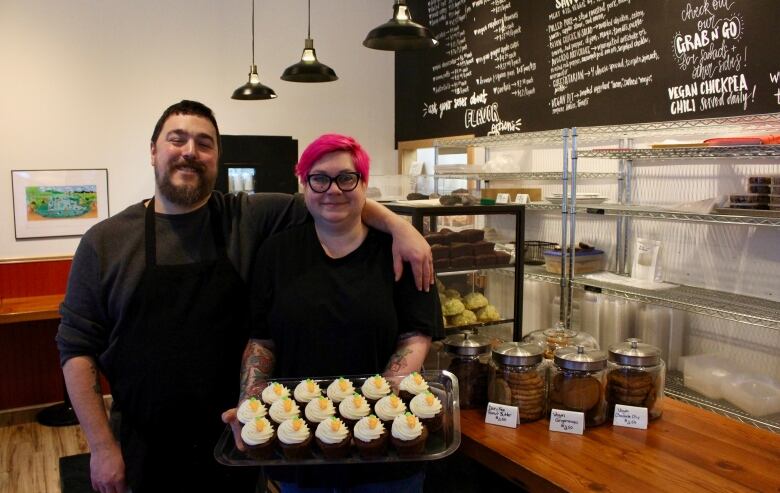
[395,0,780,142]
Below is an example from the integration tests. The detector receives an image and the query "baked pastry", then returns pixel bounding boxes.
[494,251,512,265]
[475,253,497,267]
[353,415,388,458]
[463,292,488,311]
[374,394,407,424]
[476,304,500,322]
[409,391,444,433]
[460,228,485,243]
[361,375,391,405]
[261,382,290,405]
[277,416,312,459]
[472,240,495,255]
[398,372,429,403]
[390,413,428,457]
[326,377,354,403]
[293,378,322,404]
[434,258,451,271]
[450,256,475,269]
[236,397,267,426]
[315,417,352,459]
[450,242,473,257]
[444,288,461,300]
[449,309,477,326]
[606,368,659,418]
[241,416,276,459]
[431,244,450,260]
[425,233,445,245]
[490,370,546,422]
[436,278,446,293]
[338,393,371,430]
[269,396,300,425]
[442,298,465,316]
[550,372,605,426]
[304,396,336,429]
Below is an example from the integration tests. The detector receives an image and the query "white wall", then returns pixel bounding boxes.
[0,0,397,259]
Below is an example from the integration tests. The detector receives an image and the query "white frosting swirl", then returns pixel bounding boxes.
[374,395,407,422]
[314,417,350,444]
[304,397,336,423]
[399,372,429,396]
[361,375,391,401]
[294,379,322,403]
[391,414,423,441]
[269,397,300,424]
[241,417,274,446]
[237,397,267,424]
[326,378,355,403]
[261,382,290,405]
[277,418,310,445]
[338,394,371,420]
[354,415,385,443]
[409,391,442,419]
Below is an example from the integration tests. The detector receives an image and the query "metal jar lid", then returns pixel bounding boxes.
[608,338,661,366]
[492,342,543,367]
[443,333,491,357]
[553,345,607,372]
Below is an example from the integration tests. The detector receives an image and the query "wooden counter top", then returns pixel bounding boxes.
[0,294,63,325]
[459,399,780,492]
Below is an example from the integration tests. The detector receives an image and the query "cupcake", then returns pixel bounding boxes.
[241,416,276,459]
[314,417,352,459]
[236,397,267,426]
[269,396,300,425]
[390,413,428,457]
[304,396,336,429]
[277,416,312,459]
[353,415,389,459]
[338,393,371,430]
[374,394,407,425]
[361,375,391,405]
[326,377,355,403]
[409,391,444,433]
[398,372,429,403]
[293,378,323,404]
[261,382,291,405]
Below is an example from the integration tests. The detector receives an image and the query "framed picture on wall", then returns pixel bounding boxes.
[11,169,109,239]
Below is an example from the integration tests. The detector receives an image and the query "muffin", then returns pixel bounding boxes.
[463,292,488,311]
[269,396,300,425]
[443,288,461,300]
[241,416,276,459]
[326,377,355,403]
[449,309,477,326]
[338,393,371,430]
[304,396,336,429]
[390,413,428,457]
[476,304,500,322]
[261,382,290,405]
[314,417,352,459]
[442,298,465,317]
[374,394,407,425]
[293,378,323,404]
[236,397,267,426]
[398,372,429,403]
[409,391,444,433]
[361,375,391,405]
[277,416,312,459]
[353,415,389,459]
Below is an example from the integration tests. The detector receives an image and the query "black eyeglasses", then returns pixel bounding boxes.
[306,172,362,193]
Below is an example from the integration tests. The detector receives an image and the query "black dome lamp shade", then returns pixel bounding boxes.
[281,0,338,82]
[363,0,439,51]
[232,0,277,100]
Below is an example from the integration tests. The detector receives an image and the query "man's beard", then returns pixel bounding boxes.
[155,161,215,207]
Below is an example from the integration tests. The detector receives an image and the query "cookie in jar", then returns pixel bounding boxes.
[488,342,546,422]
[607,338,665,420]
[443,333,491,410]
[549,345,608,428]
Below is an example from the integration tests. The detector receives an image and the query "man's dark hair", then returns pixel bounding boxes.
[150,100,221,154]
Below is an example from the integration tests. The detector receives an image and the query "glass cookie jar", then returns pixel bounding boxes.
[607,338,666,420]
[488,342,546,422]
[522,321,598,360]
[443,333,491,410]
[549,345,608,428]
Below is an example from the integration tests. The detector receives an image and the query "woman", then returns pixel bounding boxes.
[231,134,444,492]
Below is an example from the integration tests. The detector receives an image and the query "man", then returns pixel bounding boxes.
[56,100,433,493]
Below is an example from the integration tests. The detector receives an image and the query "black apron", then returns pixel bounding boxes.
[106,197,255,492]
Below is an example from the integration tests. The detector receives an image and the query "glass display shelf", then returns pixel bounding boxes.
[665,371,780,434]
[578,145,780,160]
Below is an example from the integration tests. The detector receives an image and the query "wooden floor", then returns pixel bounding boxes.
[0,403,91,493]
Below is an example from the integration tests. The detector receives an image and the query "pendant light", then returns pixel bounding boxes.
[232,0,277,100]
[281,0,338,82]
[363,0,439,51]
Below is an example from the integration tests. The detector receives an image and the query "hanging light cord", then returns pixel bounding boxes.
[251,0,256,66]
[307,0,311,39]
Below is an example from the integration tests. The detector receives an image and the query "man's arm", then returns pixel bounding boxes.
[362,199,433,291]
[63,356,126,493]
[223,338,276,451]
[384,332,433,378]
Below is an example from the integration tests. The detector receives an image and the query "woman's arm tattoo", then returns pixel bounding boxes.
[239,339,275,403]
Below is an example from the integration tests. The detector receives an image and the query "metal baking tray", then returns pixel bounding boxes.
[214,370,460,465]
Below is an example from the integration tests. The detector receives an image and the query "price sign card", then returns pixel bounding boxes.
[408,161,424,176]
[485,402,519,428]
[613,405,648,429]
[514,193,529,204]
[548,409,584,435]
[495,193,510,204]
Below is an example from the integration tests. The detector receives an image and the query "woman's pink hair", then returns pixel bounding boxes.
[295,133,370,186]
